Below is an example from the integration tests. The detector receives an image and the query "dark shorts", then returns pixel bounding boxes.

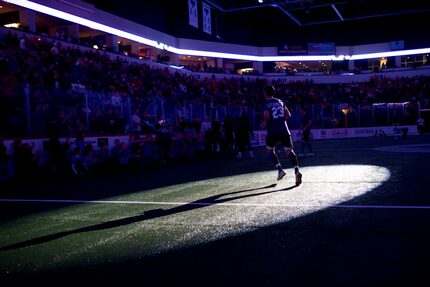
[266,135,294,149]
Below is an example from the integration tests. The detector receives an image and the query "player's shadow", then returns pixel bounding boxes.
[0,183,297,251]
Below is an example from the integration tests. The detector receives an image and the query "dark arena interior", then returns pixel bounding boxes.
[1,0,430,286]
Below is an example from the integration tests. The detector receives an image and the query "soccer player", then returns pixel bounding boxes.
[263,85,302,186]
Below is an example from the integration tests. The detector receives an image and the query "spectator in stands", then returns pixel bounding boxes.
[71,147,88,176]
[19,34,28,50]
[211,117,222,153]
[222,115,235,154]
[110,138,130,169]
[42,136,68,175]
[141,113,156,135]
[416,117,425,135]
[74,131,86,151]
[82,143,100,173]
[0,135,8,177]
[50,41,61,55]
[191,116,202,134]
[178,117,187,134]
[11,139,37,178]
[130,109,142,134]
[298,108,314,157]
[110,138,123,168]
[96,140,112,171]
[235,110,254,159]
[171,128,186,161]
[140,128,157,167]
[155,119,173,165]
[200,115,212,153]
[183,122,199,158]
[127,132,142,169]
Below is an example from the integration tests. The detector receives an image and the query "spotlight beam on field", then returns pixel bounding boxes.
[0,184,291,251]
[0,164,392,262]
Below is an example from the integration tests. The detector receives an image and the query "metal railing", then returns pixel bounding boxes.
[0,84,419,139]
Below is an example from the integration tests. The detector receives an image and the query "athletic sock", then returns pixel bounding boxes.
[269,150,281,167]
[288,150,298,167]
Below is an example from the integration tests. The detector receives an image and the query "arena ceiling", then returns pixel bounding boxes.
[82,0,430,47]
[206,0,430,27]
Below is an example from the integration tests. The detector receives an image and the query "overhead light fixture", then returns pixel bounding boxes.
[169,64,184,69]
[4,0,430,62]
[4,23,20,28]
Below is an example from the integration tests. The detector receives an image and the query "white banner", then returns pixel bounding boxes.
[188,0,199,28]
[202,2,212,34]
[251,125,418,146]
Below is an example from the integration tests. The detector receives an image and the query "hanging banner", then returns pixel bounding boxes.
[188,0,199,28]
[202,2,212,34]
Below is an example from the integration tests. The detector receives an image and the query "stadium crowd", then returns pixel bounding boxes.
[0,30,429,179]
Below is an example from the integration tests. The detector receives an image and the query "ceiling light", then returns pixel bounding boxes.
[5,0,430,62]
[4,23,20,28]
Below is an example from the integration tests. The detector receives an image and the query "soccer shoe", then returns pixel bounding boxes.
[277,169,286,180]
[295,171,302,186]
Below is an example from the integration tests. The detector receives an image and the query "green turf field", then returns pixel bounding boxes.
[1,135,430,286]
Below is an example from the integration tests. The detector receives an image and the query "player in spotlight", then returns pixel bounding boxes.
[263,85,302,186]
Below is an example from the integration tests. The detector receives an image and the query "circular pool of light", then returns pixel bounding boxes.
[0,164,391,272]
